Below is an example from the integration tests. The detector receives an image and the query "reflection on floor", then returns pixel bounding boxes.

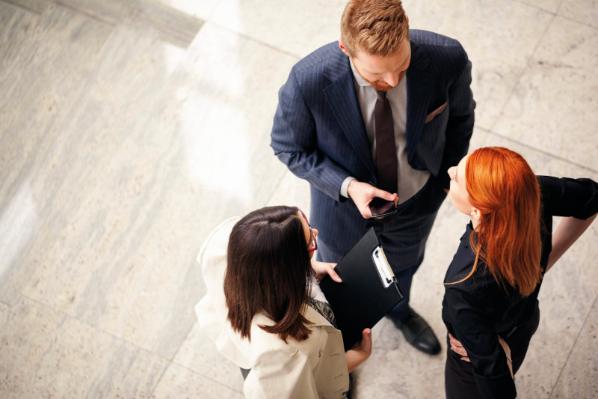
[0,0,597,397]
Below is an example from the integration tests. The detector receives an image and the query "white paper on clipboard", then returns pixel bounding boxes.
[371,246,397,288]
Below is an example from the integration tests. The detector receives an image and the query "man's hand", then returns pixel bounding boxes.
[347,180,398,219]
[311,260,342,282]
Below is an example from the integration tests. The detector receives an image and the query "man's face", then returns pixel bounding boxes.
[341,39,411,91]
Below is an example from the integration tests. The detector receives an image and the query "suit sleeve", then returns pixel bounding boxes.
[445,287,516,399]
[271,69,350,202]
[439,55,475,188]
[244,348,319,399]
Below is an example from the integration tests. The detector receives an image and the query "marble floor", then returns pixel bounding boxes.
[0,0,597,397]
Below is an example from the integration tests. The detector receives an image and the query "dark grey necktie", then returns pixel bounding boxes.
[374,90,398,193]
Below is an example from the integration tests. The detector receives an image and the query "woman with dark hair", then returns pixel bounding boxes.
[196,205,372,398]
[442,147,597,398]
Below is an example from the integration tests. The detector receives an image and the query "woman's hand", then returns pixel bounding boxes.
[498,337,513,378]
[311,260,342,283]
[346,328,373,372]
[448,333,470,362]
[449,333,513,377]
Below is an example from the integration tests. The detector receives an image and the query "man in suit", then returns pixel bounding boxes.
[271,0,475,355]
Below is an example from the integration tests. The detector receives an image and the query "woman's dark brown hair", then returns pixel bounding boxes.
[224,206,313,342]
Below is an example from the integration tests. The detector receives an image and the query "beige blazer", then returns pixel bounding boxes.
[195,218,350,399]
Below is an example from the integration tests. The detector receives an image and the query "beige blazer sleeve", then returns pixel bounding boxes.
[244,348,318,399]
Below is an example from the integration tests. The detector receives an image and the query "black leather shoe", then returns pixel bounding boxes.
[390,308,441,355]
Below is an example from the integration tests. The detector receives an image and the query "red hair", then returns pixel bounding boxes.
[463,147,542,296]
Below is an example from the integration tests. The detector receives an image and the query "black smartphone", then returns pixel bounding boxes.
[369,197,397,220]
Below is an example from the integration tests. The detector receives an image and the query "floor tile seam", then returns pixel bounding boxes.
[488,12,557,133]
[16,292,243,394]
[555,12,598,31]
[551,0,598,30]
[548,293,598,398]
[509,0,598,31]
[206,20,301,60]
[154,357,244,395]
[54,0,201,45]
[1,0,44,14]
[511,0,558,16]
[478,127,598,174]
[14,292,177,367]
[53,0,118,26]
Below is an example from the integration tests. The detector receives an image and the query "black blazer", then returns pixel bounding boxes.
[442,176,598,398]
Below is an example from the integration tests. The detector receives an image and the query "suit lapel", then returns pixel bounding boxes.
[324,68,376,178]
[406,42,433,155]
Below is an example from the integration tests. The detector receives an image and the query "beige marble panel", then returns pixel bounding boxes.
[353,319,446,398]
[3,21,295,363]
[152,362,243,398]
[134,0,203,48]
[266,170,312,215]
[403,0,554,130]
[0,297,168,398]
[56,0,203,47]
[559,0,598,29]
[0,3,113,305]
[209,0,347,58]
[169,322,244,391]
[493,16,598,171]
[551,297,598,398]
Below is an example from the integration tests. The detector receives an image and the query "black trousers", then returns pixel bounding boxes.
[444,305,541,399]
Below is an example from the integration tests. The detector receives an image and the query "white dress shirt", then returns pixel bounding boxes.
[340,61,430,204]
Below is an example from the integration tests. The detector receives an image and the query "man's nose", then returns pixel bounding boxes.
[383,72,400,88]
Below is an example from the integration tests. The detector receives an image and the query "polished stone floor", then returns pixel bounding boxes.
[0,0,597,398]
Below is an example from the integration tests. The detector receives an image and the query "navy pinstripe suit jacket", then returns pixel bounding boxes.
[271,30,475,260]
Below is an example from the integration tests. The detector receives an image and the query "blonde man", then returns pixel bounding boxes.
[271,0,475,355]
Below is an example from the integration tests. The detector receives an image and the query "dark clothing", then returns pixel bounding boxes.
[271,30,475,273]
[317,176,442,320]
[442,176,598,399]
[445,305,540,399]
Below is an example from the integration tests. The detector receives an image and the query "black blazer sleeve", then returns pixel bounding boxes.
[539,176,598,219]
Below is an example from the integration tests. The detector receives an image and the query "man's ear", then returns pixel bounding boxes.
[338,40,351,57]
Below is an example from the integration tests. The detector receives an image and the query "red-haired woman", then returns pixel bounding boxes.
[442,147,597,399]
[196,206,372,398]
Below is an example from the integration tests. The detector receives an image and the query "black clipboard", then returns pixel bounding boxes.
[319,228,403,350]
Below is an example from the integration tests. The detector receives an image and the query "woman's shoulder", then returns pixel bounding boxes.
[196,217,239,265]
[241,310,330,363]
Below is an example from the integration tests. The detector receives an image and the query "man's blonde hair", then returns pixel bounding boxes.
[341,0,409,56]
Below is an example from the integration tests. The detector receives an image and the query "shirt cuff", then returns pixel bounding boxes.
[340,177,356,198]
